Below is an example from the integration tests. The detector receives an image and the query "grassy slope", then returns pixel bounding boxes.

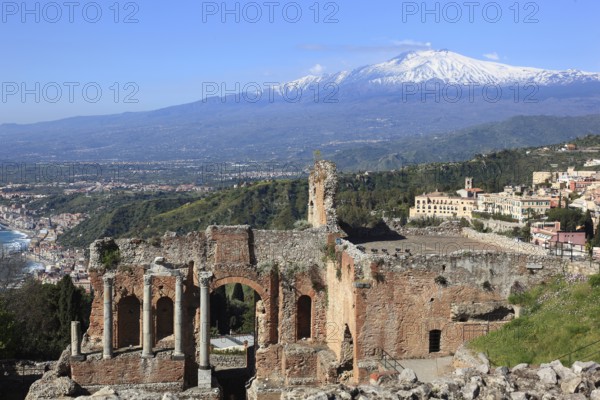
[470,275,600,367]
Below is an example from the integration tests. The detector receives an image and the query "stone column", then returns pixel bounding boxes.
[198,271,213,388]
[142,274,154,358]
[71,321,84,361]
[102,276,113,359]
[173,274,184,359]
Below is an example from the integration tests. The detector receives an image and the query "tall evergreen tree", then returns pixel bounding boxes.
[57,276,82,346]
[584,210,594,240]
[231,283,245,302]
[592,219,600,248]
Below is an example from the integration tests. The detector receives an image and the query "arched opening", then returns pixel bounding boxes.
[210,281,262,399]
[429,329,441,353]
[156,297,174,341]
[297,295,312,340]
[210,284,259,336]
[117,295,140,348]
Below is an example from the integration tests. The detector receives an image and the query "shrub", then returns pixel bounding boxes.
[293,220,311,230]
[589,274,600,288]
[408,216,444,228]
[459,217,471,228]
[472,220,488,233]
[434,275,448,286]
[100,247,121,270]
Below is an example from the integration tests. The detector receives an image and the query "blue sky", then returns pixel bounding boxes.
[1,0,599,123]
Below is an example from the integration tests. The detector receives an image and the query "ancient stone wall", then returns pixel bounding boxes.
[83,224,331,389]
[325,254,357,366]
[209,354,246,369]
[462,228,546,255]
[253,229,327,268]
[71,352,185,388]
[333,238,576,383]
[89,233,206,271]
[307,160,338,231]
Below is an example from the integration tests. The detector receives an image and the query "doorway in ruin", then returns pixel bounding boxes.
[429,329,441,353]
[297,295,312,340]
[338,324,354,379]
[210,282,262,400]
[117,295,141,348]
[156,297,174,341]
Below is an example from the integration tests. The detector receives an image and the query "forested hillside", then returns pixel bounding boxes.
[49,135,600,249]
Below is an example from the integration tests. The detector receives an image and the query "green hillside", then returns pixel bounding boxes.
[57,180,309,248]
[470,275,600,367]
[54,134,600,249]
[333,114,600,170]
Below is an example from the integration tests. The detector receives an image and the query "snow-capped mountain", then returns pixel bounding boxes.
[1,50,599,164]
[284,49,600,91]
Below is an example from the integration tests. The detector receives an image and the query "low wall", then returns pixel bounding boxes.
[462,228,547,255]
[210,354,247,369]
[71,352,184,388]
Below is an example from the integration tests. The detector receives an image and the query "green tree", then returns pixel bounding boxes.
[0,300,16,358]
[584,210,594,240]
[592,219,600,248]
[231,283,245,302]
[57,275,83,346]
[210,286,229,334]
[546,208,585,232]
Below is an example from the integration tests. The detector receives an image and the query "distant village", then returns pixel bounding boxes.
[410,148,600,259]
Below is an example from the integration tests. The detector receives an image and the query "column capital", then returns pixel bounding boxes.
[175,273,184,285]
[144,274,153,285]
[198,271,213,287]
[103,275,113,286]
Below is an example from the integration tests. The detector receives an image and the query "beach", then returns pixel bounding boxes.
[0,224,45,272]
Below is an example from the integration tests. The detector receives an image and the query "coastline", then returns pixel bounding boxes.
[0,219,65,271]
[0,218,36,238]
[0,220,46,270]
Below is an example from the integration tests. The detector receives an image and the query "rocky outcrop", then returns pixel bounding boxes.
[25,349,82,400]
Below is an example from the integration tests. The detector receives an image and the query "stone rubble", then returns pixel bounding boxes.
[26,355,600,399]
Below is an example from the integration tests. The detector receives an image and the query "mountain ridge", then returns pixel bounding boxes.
[1,50,599,164]
[282,50,600,92]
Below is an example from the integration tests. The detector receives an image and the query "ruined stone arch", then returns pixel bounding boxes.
[211,277,268,300]
[210,276,275,343]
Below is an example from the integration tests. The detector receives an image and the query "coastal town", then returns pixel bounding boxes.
[0,178,213,291]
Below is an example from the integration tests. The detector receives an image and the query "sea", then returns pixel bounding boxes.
[0,224,45,272]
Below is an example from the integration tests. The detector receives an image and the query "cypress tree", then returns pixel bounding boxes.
[231,283,245,302]
[57,276,80,346]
